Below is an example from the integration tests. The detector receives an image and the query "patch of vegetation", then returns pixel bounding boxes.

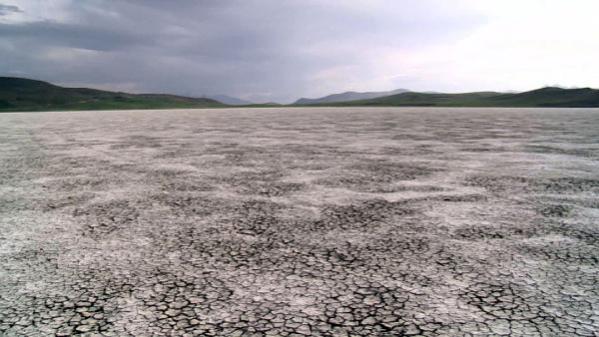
[0,77,226,112]
[300,87,599,107]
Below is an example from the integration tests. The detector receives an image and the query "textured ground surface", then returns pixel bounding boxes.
[1,107,598,337]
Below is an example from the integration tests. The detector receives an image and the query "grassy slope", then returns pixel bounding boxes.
[307,87,599,107]
[488,87,599,107]
[3,77,599,111]
[0,77,225,112]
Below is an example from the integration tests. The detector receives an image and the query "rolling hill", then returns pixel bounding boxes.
[294,88,409,105]
[206,94,253,106]
[0,77,225,112]
[3,77,599,111]
[321,87,599,107]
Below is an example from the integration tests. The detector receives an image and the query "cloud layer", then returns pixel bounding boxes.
[1,0,598,102]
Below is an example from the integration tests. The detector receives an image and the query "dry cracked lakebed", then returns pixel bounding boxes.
[1,107,598,336]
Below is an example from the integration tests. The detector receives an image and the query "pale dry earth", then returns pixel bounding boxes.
[1,107,598,336]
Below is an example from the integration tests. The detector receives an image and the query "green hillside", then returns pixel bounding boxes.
[0,77,225,112]
[3,77,599,111]
[308,87,599,107]
[487,87,599,107]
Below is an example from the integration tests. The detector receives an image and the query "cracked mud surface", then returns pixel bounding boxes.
[1,107,598,336]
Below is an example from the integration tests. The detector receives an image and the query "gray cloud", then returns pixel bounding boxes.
[0,1,484,102]
[0,21,148,51]
[0,4,21,16]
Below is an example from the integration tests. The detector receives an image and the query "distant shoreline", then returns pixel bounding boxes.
[2,77,599,112]
[4,106,599,115]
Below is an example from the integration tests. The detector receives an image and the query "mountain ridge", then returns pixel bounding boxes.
[2,77,599,111]
[206,94,253,106]
[0,77,225,111]
[306,87,599,107]
[294,88,410,105]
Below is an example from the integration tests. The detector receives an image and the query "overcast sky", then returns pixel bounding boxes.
[1,0,598,103]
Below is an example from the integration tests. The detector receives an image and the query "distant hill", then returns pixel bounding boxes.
[294,88,409,105]
[3,77,598,111]
[321,87,599,107]
[0,77,225,112]
[254,102,283,107]
[207,94,253,105]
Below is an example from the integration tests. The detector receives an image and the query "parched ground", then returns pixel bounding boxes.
[1,107,598,337]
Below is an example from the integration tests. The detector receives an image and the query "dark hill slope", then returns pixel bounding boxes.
[324,87,599,107]
[0,77,224,111]
[294,88,409,105]
[487,87,599,107]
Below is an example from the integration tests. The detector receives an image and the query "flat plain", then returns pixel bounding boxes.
[1,107,598,336]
